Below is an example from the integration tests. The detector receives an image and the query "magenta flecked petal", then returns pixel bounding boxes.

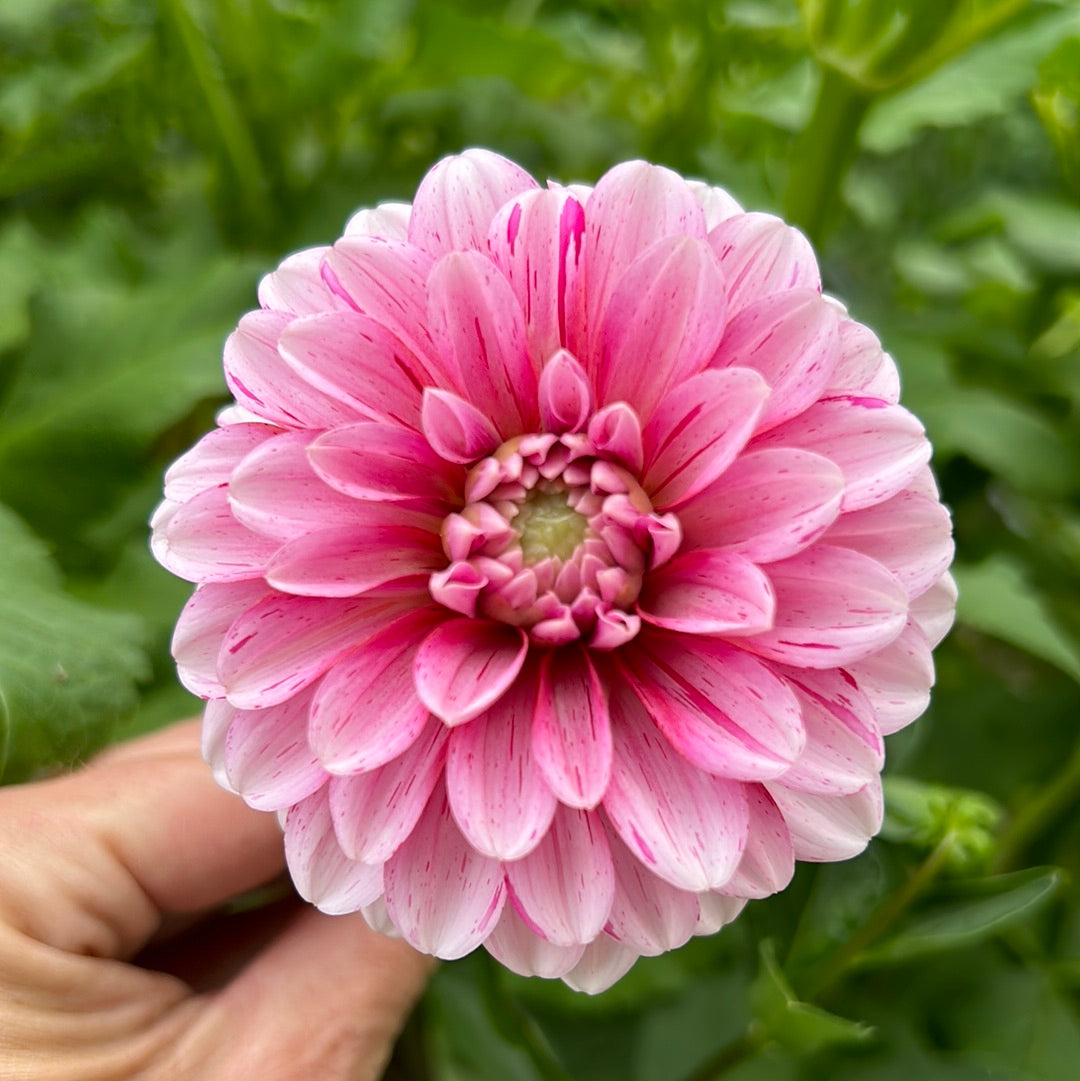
[561,934,639,994]
[688,180,744,227]
[826,318,901,403]
[420,387,502,464]
[846,620,935,734]
[718,786,795,900]
[766,776,884,862]
[446,674,558,860]
[484,904,586,979]
[258,246,345,315]
[538,349,592,434]
[384,783,507,960]
[163,422,278,503]
[587,401,645,474]
[414,618,529,726]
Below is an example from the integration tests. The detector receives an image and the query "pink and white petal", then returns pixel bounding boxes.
[745,544,908,669]
[307,422,461,503]
[825,319,901,403]
[621,635,804,782]
[488,189,588,367]
[164,423,278,503]
[284,788,384,915]
[637,549,776,636]
[414,618,529,726]
[561,934,638,994]
[642,368,768,509]
[221,687,328,811]
[694,894,747,935]
[711,290,839,433]
[408,148,539,257]
[766,776,884,862]
[484,904,586,979]
[708,213,820,318]
[446,674,558,860]
[678,448,845,562]
[344,201,411,239]
[718,786,794,900]
[506,806,615,947]
[585,161,706,360]
[586,402,645,474]
[427,250,538,434]
[784,667,883,755]
[309,610,441,774]
[605,832,701,956]
[754,397,932,512]
[421,387,502,464]
[823,490,954,600]
[155,485,279,583]
[173,580,273,698]
[258,246,345,315]
[360,897,398,937]
[846,620,935,735]
[201,698,235,791]
[384,783,507,960]
[538,349,592,434]
[533,647,612,810]
[329,716,449,863]
[687,180,743,228]
[911,571,957,648]
[596,236,726,417]
[277,310,425,430]
[604,685,750,891]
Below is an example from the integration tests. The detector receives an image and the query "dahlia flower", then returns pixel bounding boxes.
[152,150,955,992]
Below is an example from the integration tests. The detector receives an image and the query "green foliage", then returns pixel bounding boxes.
[2,0,1080,1077]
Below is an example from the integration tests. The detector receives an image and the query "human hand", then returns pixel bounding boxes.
[0,720,433,1080]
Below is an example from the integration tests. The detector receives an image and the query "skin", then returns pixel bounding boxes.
[0,721,434,1081]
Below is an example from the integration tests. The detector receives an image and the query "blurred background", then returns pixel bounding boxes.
[1,0,1079,1078]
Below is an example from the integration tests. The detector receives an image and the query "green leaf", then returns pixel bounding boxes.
[0,505,150,782]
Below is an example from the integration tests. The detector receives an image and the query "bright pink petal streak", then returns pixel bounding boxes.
[603,685,750,891]
[258,246,344,315]
[718,786,795,899]
[637,549,776,636]
[746,544,908,668]
[414,618,529,725]
[484,905,586,979]
[533,647,612,809]
[408,148,539,258]
[446,674,558,860]
[164,423,277,503]
[712,290,839,433]
[506,806,615,947]
[596,236,726,416]
[308,611,438,774]
[845,620,934,734]
[678,448,844,562]
[537,349,593,434]
[622,635,805,781]
[284,788,384,915]
[766,777,884,862]
[384,783,506,960]
[562,935,638,995]
[420,387,501,464]
[328,717,448,863]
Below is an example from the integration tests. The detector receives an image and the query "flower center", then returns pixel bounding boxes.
[516,489,587,563]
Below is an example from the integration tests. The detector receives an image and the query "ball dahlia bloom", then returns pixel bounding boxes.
[152,150,955,993]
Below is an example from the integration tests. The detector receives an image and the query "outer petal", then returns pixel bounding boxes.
[845,619,935,734]
[766,777,884,862]
[694,894,747,935]
[561,934,638,994]
[343,201,410,239]
[506,806,615,947]
[446,674,558,860]
[825,319,901,403]
[484,904,586,979]
[688,180,743,228]
[603,685,750,892]
[383,783,507,960]
[718,786,795,900]
[258,246,345,315]
[911,570,958,648]
[164,423,278,503]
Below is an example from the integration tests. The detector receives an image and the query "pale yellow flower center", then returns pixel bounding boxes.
[516,490,588,563]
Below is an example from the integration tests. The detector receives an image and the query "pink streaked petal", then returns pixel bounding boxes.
[911,571,957,648]
[506,806,615,947]
[823,489,954,600]
[711,289,839,433]
[284,787,384,914]
[201,698,234,790]
[687,180,743,228]
[343,201,410,239]
[488,189,587,366]
[156,485,279,583]
[584,161,706,361]
[825,319,901,403]
[846,620,934,735]
[538,349,592,433]
[427,250,538,435]
[708,213,820,317]
[414,618,529,725]
[621,635,804,781]
[164,423,278,503]
[754,397,932,512]
[586,402,645,474]
[308,610,439,773]
[173,581,273,698]
[637,549,776,636]
[785,667,883,756]
[533,647,612,809]
[561,935,638,994]
[694,893,747,935]
[421,387,502,465]
[604,685,750,891]
[221,687,328,811]
[484,904,586,979]
[766,777,884,862]
[596,236,726,416]
[605,831,701,956]
[718,786,794,900]
[384,783,507,960]
[678,448,845,562]
[307,422,461,504]
[277,310,425,430]
[329,716,448,863]
[408,148,539,257]
[642,368,768,509]
[746,544,908,669]
[446,673,558,860]
[258,246,345,315]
